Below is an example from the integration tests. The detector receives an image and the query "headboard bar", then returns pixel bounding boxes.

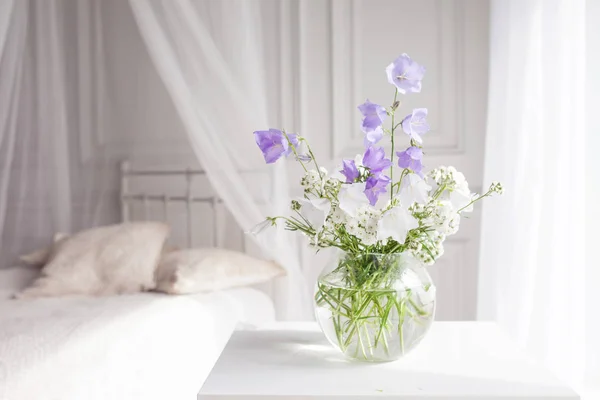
[120,160,222,248]
[121,194,224,203]
[122,169,205,176]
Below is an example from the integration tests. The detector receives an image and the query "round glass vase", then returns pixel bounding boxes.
[314,252,436,362]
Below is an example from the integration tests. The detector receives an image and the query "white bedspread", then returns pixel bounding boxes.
[0,268,274,400]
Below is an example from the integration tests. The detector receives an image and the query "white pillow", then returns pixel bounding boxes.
[154,248,285,294]
[16,222,170,299]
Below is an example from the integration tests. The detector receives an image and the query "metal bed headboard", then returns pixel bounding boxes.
[120,160,223,248]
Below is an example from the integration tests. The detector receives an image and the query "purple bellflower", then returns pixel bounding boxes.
[362,146,392,175]
[364,126,384,148]
[397,146,424,176]
[401,108,430,144]
[358,100,386,147]
[254,129,308,163]
[386,54,426,94]
[340,159,360,183]
[365,175,391,206]
[287,133,312,162]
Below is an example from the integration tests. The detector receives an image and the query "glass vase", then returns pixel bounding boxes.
[314,252,435,362]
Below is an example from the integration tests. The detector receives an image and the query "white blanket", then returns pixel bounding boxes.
[0,268,274,400]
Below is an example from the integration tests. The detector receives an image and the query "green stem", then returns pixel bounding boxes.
[281,130,309,173]
[457,188,494,213]
[432,183,447,200]
[363,323,374,358]
[408,298,428,317]
[305,142,323,181]
[399,300,406,355]
[395,168,409,194]
[390,89,399,200]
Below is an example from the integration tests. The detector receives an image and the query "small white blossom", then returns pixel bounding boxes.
[301,170,320,190]
[428,166,475,213]
[326,205,347,226]
[419,200,461,236]
[490,181,504,195]
[300,167,330,193]
[344,205,381,245]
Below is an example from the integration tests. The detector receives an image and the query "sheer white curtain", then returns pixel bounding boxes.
[128,0,310,320]
[0,0,112,269]
[0,0,28,266]
[479,0,592,391]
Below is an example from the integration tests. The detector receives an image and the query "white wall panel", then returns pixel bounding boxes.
[295,0,489,320]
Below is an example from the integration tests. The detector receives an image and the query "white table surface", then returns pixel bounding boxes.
[198,322,579,400]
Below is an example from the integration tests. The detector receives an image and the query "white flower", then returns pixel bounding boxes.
[377,206,418,244]
[338,182,367,217]
[399,173,432,206]
[247,219,272,236]
[354,154,365,168]
[448,167,466,187]
[317,167,329,192]
[298,197,331,230]
[428,166,475,213]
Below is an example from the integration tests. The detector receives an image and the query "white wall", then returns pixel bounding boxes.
[101,0,489,320]
[295,0,490,320]
[585,0,600,388]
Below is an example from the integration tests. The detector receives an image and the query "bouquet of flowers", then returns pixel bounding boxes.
[253,54,502,361]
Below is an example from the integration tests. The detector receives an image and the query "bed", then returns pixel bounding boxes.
[0,163,277,400]
[0,267,274,400]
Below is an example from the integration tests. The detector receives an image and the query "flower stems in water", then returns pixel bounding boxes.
[315,255,433,361]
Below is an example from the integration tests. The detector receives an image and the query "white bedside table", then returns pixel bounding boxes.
[198,322,579,399]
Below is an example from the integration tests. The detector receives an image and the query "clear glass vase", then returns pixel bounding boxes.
[314,252,436,362]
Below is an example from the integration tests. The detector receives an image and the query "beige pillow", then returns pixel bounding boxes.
[155,248,285,294]
[16,222,170,299]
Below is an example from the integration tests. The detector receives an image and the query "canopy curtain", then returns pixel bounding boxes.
[478,0,590,391]
[128,0,310,320]
[0,0,112,268]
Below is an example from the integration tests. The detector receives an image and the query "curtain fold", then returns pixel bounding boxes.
[0,0,113,268]
[128,0,310,320]
[479,0,587,389]
[0,1,27,253]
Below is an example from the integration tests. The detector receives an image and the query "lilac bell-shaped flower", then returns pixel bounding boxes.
[340,159,360,183]
[362,146,392,175]
[358,99,386,147]
[401,108,430,144]
[386,54,426,94]
[253,129,309,163]
[364,175,391,206]
[397,146,424,176]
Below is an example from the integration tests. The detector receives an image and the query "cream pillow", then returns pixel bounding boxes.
[16,222,170,299]
[155,248,285,294]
